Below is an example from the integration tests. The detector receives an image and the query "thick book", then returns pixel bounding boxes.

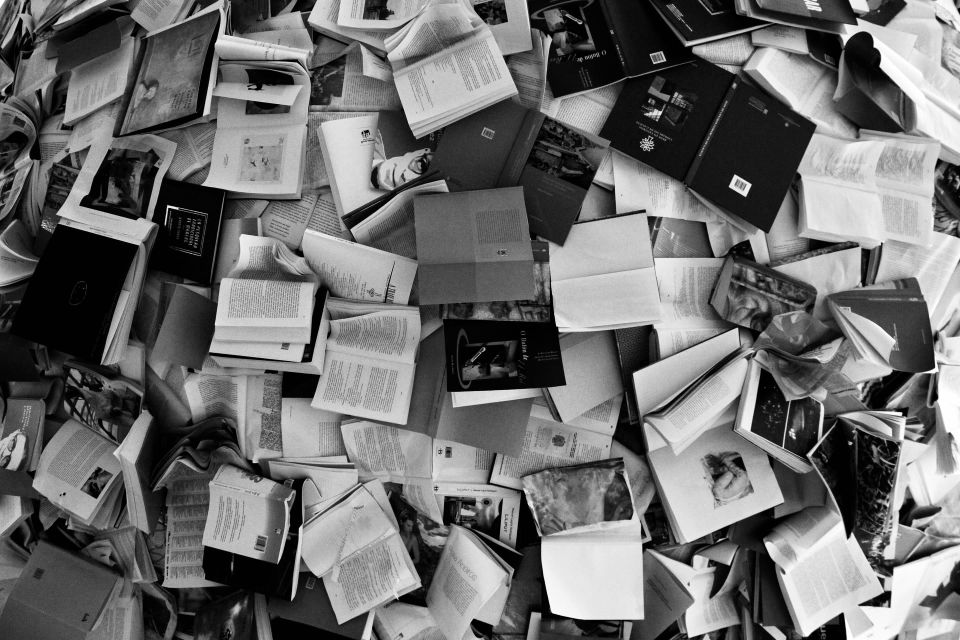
[12,224,138,362]
[648,0,766,46]
[443,318,565,392]
[602,61,815,232]
[432,99,609,244]
[529,0,695,97]
[149,179,225,285]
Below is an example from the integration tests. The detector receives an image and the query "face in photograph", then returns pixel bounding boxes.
[370,148,432,190]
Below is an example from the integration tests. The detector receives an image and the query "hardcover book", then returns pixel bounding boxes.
[602,61,815,232]
[150,179,225,285]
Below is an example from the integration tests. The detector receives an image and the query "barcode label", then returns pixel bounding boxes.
[305,576,317,590]
[650,51,666,64]
[255,535,267,552]
[385,283,396,303]
[729,174,752,197]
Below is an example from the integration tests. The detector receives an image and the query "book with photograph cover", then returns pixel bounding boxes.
[528,0,695,98]
[433,483,522,548]
[648,0,766,46]
[522,458,636,536]
[443,319,565,392]
[117,8,220,136]
[734,360,823,473]
[150,179,226,285]
[709,254,817,333]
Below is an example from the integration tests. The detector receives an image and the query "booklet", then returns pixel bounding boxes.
[529,0,695,97]
[601,60,815,232]
[443,318,564,392]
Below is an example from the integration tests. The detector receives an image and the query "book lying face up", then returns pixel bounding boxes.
[600,60,815,233]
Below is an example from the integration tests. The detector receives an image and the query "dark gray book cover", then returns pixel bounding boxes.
[151,179,226,285]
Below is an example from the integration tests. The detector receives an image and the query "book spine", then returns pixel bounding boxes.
[685,78,738,185]
[599,0,628,72]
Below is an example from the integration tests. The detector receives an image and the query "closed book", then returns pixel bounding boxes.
[684,78,816,232]
[648,0,765,46]
[754,0,856,24]
[0,541,122,640]
[601,61,734,182]
[150,179,226,285]
[12,224,138,362]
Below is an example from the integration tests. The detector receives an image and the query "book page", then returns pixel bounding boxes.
[777,532,883,636]
[763,506,843,571]
[183,373,240,423]
[654,258,727,325]
[426,526,505,640]
[214,278,316,338]
[301,230,418,304]
[63,37,135,125]
[876,233,960,312]
[340,420,433,481]
[432,439,495,484]
[32,420,121,522]
[325,532,421,623]
[280,398,345,458]
[392,30,516,125]
[489,413,612,490]
[328,310,420,363]
[349,180,448,260]
[506,30,549,110]
[312,352,415,424]
[338,0,426,30]
[163,474,222,588]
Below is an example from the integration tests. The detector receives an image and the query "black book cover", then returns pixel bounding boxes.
[444,319,565,391]
[685,78,815,232]
[12,225,137,362]
[202,478,305,600]
[600,60,734,181]
[150,179,226,285]
[648,0,764,44]
[604,0,697,78]
[268,574,369,639]
[530,0,628,97]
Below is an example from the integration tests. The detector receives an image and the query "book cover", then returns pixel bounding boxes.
[685,78,815,232]
[12,225,138,362]
[443,319,565,391]
[150,179,226,285]
[603,0,696,78]
[529,0,629,97]
[754,0,856,25]
[648,0,764,45]
[600,60,734,181]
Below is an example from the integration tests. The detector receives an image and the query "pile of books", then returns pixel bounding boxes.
[2,0,960,639]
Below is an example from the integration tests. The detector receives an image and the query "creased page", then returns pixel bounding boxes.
[341,421,433,481]
[763,506,843,571]
[426,526,504,640]
[328,310,420,363]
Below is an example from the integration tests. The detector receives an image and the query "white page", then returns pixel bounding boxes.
[654,258,726,325]
[341,421,433,481]
[311,352,415,425]
[64,38,135,125]
[280,398,345,458]
[876,233,960,312]
[431,439,495,484]
[426,526,505,640]
[163,474,222,588]
[325,533,421,623]
[328,309,420,363]
[541,532,644,620]
[301,230,417,304]
[550,214,654,281]
[547,332,623,423]
[774,246,862,321]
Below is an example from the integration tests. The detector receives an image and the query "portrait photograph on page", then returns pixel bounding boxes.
[120,10,220,135]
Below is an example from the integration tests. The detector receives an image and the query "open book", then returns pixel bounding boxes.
[311,297,421,425]
[385,2,518,137]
